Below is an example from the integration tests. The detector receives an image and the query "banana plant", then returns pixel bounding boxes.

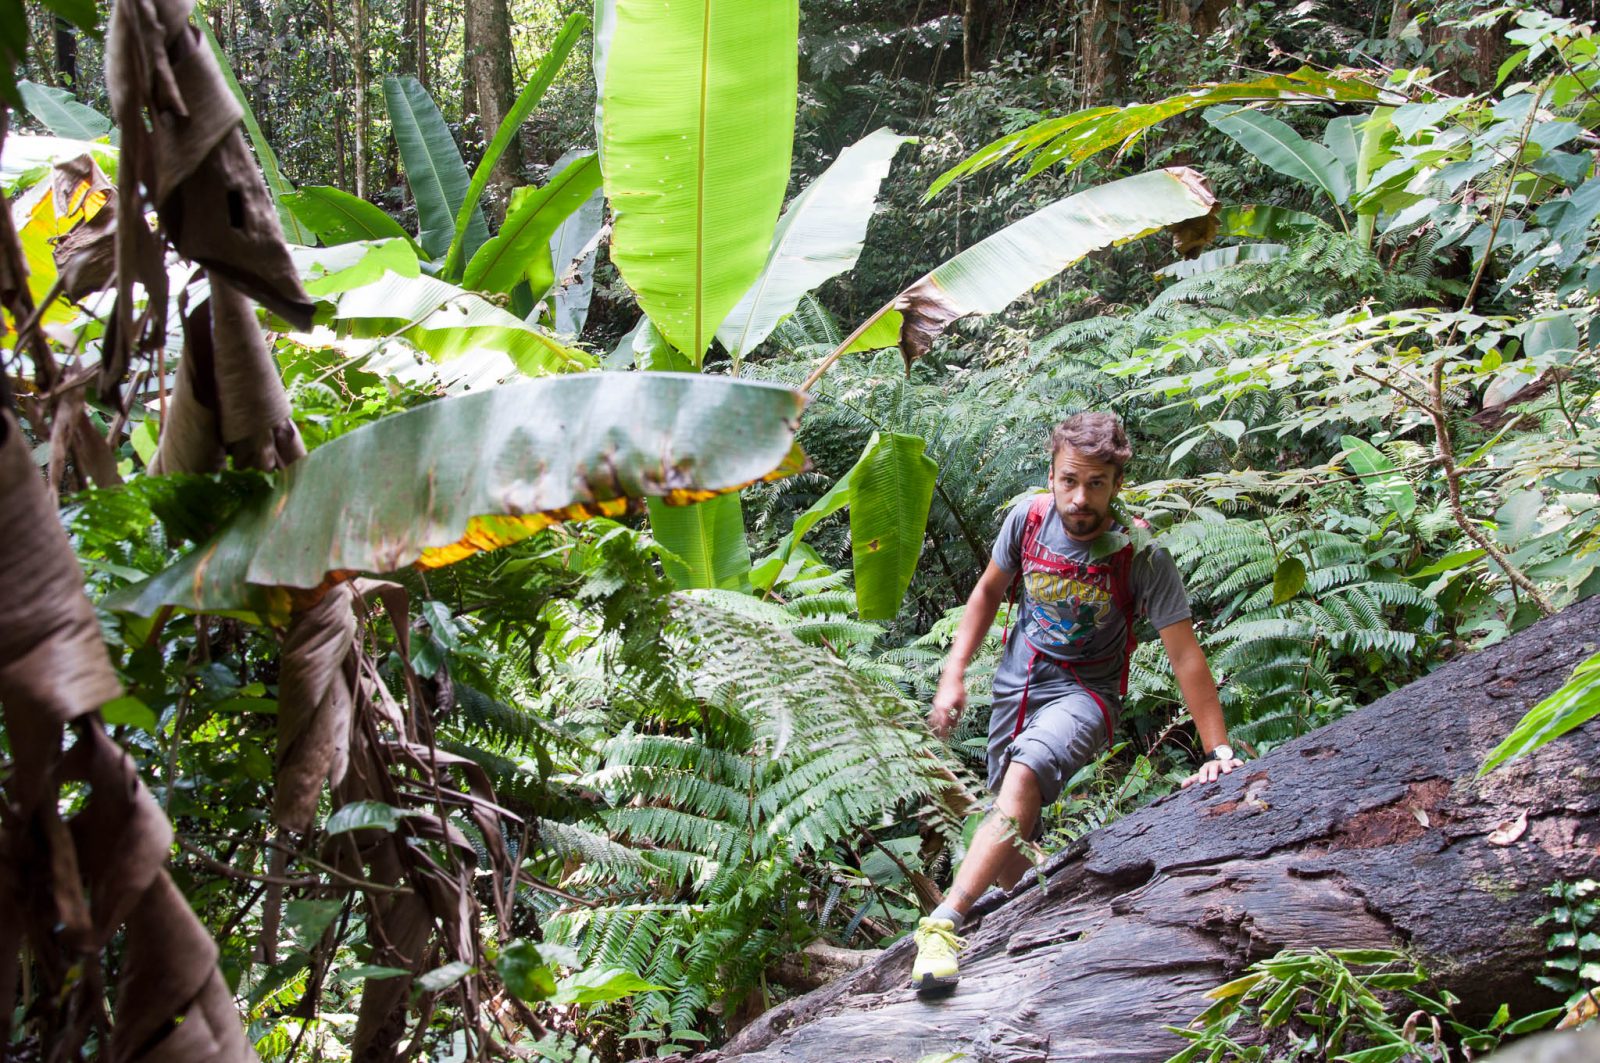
[105,372,808,622]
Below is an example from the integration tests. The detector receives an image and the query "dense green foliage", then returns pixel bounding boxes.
[5,0,1600,1057]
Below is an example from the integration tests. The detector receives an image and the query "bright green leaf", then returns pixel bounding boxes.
[100,695,158,731]
[551,966,669,1005]
[1206,106,1351,208]
[1272,556,1307,606]
[851,432,938,620]
[601,0,800,361]
[326,800,406,835]
[649,493,751,591]
[415,961,475,994]
[1341,435,1415,522]
[464,154,602,296]
[17,80,110,141]
[284,186,412,246]
[717,128,913,361]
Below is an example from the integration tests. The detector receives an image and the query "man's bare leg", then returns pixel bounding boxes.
[940,763,1042,920]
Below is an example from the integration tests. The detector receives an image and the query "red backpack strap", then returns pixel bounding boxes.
[1110,535,1144,696]
[1001,495,1053,645]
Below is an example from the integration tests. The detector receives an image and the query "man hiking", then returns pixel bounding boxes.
[911,412,1242,993]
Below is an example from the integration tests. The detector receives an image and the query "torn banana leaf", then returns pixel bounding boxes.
[106,373,807,621]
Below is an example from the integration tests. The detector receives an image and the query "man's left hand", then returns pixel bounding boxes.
[1180,756,1244,788]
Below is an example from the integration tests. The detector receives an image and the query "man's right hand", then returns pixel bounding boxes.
[929,675,967,739]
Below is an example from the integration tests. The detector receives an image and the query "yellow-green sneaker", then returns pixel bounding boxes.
[911,917,966,993]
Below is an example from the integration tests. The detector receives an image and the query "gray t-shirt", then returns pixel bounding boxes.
[991,498,1191,696]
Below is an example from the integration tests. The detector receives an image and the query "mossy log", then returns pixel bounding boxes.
[705,595,1600,1063]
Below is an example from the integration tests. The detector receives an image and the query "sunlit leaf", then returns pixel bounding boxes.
[717,128,913,361]
[104,374,807,620]
[601,0,799,361]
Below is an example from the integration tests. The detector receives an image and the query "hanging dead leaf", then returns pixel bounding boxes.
[1487,809,1528,846]
[50,154,118,299]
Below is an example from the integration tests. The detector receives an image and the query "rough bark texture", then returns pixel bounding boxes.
[705,595,1600,1063]
[462,0,521,211]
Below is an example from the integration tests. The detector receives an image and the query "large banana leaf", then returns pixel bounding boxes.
[197,19,313,244]
[441,11,587,281]
[849,433,937,619]
[927,67,1401,197]
[105,373,808,621]
[17,80,110,140]
[464,154,602,296]
[600,0,799,363]
[716,128,912,364]
[810,167,1217,385]
[648,494,751,590]
[284,186,413,245]
[1204,106,1351,210]
[546,149,606,337]
[385,75,490,260]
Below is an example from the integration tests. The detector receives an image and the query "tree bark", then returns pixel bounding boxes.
[1076,0,1124,106]
[703,594,1600,1062]
[462,0,521,211]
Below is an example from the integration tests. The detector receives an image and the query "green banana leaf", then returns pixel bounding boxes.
[196,20,313,244]
[329,269,594,379]
[824,167,1217,378]
[385,75,490,260]
[1204,106,1351,210]
[284,186,413,245]
[600,0,800,363]
[648,494,751,591]
[850,433,937,620]
[17,80,110,140]
[546,149,606,337]
[104,373,808,621]
[464,154,602,296]
[442,11,587,281]
[927,67,1399,197]
[716,128,913,364]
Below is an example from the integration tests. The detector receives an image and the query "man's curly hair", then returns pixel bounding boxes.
[1049,412,1132,474]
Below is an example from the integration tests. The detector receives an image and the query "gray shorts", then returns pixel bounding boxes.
[986,680,1113,807]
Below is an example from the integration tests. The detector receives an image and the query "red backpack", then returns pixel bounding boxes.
[1000,494,1144,745]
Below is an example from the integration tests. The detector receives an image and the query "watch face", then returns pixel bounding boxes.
[1212,744,1235,762]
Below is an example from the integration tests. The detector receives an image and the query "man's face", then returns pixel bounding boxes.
[1050,445,1122,541]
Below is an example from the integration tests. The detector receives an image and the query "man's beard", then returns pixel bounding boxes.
[1061,505,1108,536]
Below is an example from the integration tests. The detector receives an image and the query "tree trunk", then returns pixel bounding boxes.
[1076,0,1124,106]
[351,0,370,200]
[52,16,77,89]
[705,595,1600,1062]
[462,0,521,212]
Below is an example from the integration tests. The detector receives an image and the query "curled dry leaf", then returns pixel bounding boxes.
[50,153,118,299]
[150,275,307,476]
[1487,809,1528,846]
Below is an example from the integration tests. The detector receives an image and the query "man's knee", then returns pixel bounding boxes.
[997,761,1042,819]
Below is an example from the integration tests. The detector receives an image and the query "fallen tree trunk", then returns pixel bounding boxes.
[709,595,1600,1063]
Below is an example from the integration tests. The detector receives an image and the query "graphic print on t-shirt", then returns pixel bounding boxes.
[1023,542,1116,650]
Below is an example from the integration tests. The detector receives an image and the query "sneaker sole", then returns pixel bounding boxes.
[911,973,959,994]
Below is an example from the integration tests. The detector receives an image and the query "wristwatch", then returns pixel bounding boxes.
[1207,743,1236,763]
